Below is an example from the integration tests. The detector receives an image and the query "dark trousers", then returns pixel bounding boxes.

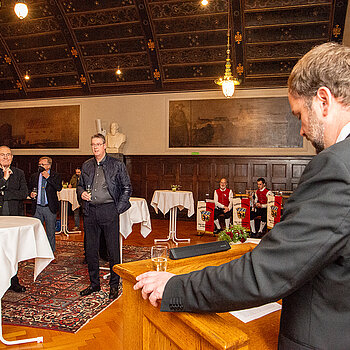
[83,203,120,289]
[250,207,267,222]
[214,208,232,220]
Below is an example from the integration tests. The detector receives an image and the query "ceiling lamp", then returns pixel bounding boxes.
[14,1,28,19]
[215,1,239,98]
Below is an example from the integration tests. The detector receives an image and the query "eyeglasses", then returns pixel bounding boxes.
[91,143,104,147]
[0,153,12,158]
[38,163,49,166]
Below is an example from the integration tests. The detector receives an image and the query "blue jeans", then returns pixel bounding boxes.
[34,205,56,253]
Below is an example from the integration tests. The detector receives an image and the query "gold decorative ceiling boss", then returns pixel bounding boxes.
[80,74,86,84]
[16,80,23,90]
[333,25,341,38]
[153,69,160,80]
[235,32,242,45]
[148,40,155,51]
[71,47,78,57]
[4,55,12,64]
[236,63,244,75]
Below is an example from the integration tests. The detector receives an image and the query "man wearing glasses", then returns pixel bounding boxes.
[77,133,132,300]
[29,156,62,253]
[0,145,28,292]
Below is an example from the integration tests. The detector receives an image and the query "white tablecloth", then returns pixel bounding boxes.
[151,190,195,217]
[0,216,54,299]
[57,188,80,211]
[119,197,152,239]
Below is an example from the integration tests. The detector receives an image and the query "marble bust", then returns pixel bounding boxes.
[106,122,126,153]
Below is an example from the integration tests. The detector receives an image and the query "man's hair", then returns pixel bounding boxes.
[257,177,265,184]
[288,42,350,107]
[91,133,106,143]
[0,145,11,153]
[39,156,52,165]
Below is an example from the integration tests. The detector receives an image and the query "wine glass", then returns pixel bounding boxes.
[32,187,38,199]
[151,245,168,271]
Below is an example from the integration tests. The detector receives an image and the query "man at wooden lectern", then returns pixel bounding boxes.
[134,42,350,349]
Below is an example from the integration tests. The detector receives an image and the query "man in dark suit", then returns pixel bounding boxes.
[134,42,350,349]
[0,145,28,292]
[29,156,62,253]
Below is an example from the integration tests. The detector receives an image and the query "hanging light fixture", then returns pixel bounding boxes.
[14,1,28,19]
[215,0,239,98]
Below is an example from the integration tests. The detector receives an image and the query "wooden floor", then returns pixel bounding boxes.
[1,218,217,350]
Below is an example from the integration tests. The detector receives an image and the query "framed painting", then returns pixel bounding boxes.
[169,98,302,148]
[0,105,80,149]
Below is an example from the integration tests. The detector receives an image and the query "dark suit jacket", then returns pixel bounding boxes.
[29,170,62,214]
[161,137,350,349]
[0,167,28,215]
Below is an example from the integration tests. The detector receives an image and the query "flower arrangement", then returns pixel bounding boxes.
[218,225,250,244]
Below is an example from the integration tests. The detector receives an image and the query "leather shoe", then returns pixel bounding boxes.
[109,286,119,300]
[9,283,26,293]
[80,285,100,296]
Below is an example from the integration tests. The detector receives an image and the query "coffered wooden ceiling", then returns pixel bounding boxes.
[0,0,348,100]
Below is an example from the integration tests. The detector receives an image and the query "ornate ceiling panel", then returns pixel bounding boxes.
[0,0,347,100]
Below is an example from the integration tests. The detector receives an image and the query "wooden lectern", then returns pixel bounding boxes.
[113,243,280,350]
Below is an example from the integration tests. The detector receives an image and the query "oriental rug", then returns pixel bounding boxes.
[2,241,150,333]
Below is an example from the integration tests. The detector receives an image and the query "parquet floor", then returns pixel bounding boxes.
[1,218,216,350]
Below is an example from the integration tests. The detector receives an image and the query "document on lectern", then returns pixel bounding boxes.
[229,302,281,323]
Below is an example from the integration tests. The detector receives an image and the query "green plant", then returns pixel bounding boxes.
[218,224,250,243]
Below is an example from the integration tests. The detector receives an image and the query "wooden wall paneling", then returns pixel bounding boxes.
[11,154,314,220]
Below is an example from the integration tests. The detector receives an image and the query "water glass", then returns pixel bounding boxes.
[151,245,168,272]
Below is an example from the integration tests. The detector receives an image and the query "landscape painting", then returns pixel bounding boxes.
[169,98,302,148]
[0,105,80,148]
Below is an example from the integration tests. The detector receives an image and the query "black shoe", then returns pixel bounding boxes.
[213,228,220,236]
[109,286,119,300]
[80,285,101,296]
[9,283,26,293]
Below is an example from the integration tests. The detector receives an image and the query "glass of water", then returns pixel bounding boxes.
[151,245,168,272]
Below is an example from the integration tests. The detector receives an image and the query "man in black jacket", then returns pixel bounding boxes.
[0,145,28,292]
[29,156,62,253]
[134,42,350,349]
[77,133,132,299]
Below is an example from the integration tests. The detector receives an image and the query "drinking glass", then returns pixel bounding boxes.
[32,187,38,198]
[86,185,92,195]
[151,245,168,272]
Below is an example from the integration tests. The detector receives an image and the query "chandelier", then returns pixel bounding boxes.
[215,0,239,98]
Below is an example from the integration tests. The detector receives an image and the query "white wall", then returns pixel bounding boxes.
[0,88,315,156]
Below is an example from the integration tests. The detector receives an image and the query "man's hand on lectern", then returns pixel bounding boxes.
[134,271,175,307]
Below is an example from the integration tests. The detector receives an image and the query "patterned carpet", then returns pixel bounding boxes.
[2,240,150,333]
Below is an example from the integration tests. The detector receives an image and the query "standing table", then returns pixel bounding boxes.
[0,216,54,346]
[151,190,194,245]
[57,188,80,237]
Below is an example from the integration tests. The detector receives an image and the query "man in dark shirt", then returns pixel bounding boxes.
[77,133,132,299]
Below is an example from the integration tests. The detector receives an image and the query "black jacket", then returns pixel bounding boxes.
[161,137,350,349]
[29,170,62,214]
[0,167,28,215]
[77,154,132,215]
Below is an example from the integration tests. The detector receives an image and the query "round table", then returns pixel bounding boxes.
[151,190,194,245]
[57,188,80,236]
[0,216,54,346]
